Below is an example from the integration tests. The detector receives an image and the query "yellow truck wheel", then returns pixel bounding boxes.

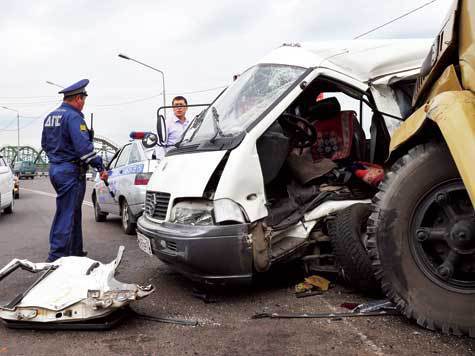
[368,143,475,337]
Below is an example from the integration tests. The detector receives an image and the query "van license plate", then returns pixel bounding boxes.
[137,233,153,256]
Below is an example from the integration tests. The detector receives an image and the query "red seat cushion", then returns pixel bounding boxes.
[311,111,357,161]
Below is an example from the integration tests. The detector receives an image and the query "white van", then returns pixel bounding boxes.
[137,40,430,285]
[0,156,14,215]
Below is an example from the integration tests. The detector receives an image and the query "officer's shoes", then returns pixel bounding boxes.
[78,251,88,257]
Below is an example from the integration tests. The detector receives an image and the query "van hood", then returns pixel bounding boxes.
[148,150,227,198]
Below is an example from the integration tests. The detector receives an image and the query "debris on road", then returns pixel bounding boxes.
[253,299,400,320]
[253,308,399,320]
[295,274,330,297]
[351,299,398,313]
[0,246,154,329]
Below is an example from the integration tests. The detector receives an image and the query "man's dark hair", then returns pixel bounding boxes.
[64,94,85,102]
[172,96,188,106]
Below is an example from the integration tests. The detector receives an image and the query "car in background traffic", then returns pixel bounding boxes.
[13,161,36,179]
[92,132,159,234]
[0,155,14,214]
[13,175,19,199]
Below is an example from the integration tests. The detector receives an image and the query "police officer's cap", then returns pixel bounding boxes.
[59,79,89,98]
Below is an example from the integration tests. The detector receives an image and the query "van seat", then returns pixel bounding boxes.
[311,110,365,161]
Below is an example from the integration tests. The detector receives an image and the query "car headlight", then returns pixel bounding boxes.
[170,201,214,226]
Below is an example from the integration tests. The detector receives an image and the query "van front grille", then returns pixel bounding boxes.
[145,191,170,220]
[166,241,177,252]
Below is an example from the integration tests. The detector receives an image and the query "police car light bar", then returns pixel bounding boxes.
[129,131,151,140]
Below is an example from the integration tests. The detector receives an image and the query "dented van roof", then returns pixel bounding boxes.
[259,39,432,83]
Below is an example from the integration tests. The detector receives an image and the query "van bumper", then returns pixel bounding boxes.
[137,216,253,286]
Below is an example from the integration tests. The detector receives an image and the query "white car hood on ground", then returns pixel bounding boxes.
[0,246,153,323]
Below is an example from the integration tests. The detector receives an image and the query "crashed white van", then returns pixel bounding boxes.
[137,40,430,285]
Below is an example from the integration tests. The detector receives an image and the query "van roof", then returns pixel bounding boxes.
[258,39,432,83]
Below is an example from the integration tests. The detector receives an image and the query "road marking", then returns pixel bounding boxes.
[22,188,94,207]
[320,298,386,356]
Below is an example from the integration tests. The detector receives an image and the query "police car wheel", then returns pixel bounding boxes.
[93,194,107,222]
[121,200,136,235]
[4,200,13,214]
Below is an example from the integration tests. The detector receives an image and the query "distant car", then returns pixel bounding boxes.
[0,155,14,214]
[13,175,19,199]
[92,132,159,235]
[13,161,36,179]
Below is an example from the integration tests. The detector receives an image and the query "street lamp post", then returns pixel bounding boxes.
[45,80,65,89]
[1,106,20,159]
[118,53,167,118]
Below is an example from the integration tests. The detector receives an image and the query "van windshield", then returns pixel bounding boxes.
[181,64,306,146]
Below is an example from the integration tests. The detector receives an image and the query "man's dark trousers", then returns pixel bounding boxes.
[48,162,86,261]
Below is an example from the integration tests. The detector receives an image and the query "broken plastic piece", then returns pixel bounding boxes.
[0,246,154,325]
[351,299,397,313]
[295,275,330,293]
[305,275,330,291]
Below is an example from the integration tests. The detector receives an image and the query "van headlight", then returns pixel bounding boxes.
[171,201,214,226]
[170,199,246,226]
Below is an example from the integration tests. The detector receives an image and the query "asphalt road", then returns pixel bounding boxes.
[0,177,473,356]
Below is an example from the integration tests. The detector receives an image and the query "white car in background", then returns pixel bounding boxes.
[0,156,14,215]
[92,132,160,235]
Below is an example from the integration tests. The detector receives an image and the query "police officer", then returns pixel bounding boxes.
[41,79,108,262]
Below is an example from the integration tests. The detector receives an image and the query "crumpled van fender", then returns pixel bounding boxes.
[389,90,475,205]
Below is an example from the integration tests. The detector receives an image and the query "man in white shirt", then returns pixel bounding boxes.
[155,96,190,159]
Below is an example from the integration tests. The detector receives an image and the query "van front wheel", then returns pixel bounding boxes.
[368,143,475,337]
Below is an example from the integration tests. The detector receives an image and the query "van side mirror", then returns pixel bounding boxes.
[156,114,167,146]
[142,132,158,148]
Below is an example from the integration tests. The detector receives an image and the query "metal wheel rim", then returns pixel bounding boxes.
[409,178,475,293]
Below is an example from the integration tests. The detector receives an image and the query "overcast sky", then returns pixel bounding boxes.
[0,0,453,149]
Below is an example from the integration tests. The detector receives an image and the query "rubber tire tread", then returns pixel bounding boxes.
[93,194,107,222]
[367,143,475,338]
[4,201,13,214]
[122,200,136,235]
[330,203,380,295]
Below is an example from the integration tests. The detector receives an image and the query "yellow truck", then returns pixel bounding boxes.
[368,0,474,337]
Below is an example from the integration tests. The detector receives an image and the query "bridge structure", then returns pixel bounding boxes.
[0,135,119,173]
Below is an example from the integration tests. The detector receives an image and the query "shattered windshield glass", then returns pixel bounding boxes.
[182,64,306,145]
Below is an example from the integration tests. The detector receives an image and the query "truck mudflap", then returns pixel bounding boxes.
[137,216,253,285]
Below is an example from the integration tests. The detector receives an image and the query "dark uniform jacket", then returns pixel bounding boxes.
[41,103,103,171]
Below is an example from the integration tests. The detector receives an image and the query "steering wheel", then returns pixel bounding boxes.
[280,113,317,148]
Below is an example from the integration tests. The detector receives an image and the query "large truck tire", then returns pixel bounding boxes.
[367,143,475,337]
[330,203,380,295]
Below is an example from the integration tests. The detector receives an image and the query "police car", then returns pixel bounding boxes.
[0,155,14,215]
[92,132,159,234]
